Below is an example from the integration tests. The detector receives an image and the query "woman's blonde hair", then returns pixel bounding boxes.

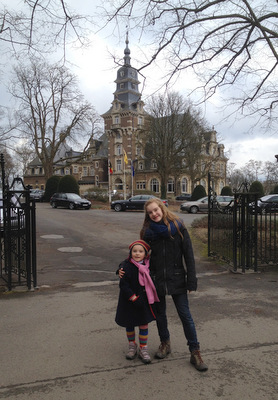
[140,198,184,239]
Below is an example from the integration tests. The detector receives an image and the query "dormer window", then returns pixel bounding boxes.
[120,71,125,77]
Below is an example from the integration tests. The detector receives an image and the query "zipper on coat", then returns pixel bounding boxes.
[163,239,168,295]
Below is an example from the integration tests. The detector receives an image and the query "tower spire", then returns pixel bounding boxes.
[124,31,131,66]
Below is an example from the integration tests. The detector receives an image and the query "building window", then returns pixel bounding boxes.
[115,178,123,190]
[83,166,88,176]
[120,71,124,77]
[138,162,144,170]
[95,175,99,186]
[116,132,121,139]
[181,178,188,193]
[136,145,141,156]
[114,116,120,124]
[136,181,146,190]
[167,178,174,193]
[151,160,157,169]
[116,144,121,156]
[65,168,70,175]
[95,161,99,169]
[120,83,124,89]
[150,178,159,193]
[116,159,122,171]
[73,166,78,174]
[90,166,95,176]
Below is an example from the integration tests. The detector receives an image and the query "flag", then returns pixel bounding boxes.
[109,161,113,175]
[131,162,135,177]
[123,149,128,165]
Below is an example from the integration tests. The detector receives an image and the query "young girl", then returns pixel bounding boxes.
[115,240,159,364]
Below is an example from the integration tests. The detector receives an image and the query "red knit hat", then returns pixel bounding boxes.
[129,240,151,254]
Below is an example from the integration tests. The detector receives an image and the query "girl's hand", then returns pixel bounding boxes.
[119,268,125,279]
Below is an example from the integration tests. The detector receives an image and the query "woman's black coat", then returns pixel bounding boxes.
[143,225,198,297]
[115,259,156,328]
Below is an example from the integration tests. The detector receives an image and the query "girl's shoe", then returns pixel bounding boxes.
[126,342,138,360]
[138,346,151,364]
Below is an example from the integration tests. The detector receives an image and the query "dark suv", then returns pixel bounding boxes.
[50,193,91,210]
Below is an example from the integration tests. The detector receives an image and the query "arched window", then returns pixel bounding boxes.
[167,178,174,193]
[150,178,159,193]
[181,177,188,193]
[116,144,121,156]
[114,178,123,191]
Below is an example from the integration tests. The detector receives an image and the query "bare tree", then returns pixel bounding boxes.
[105,0,278,128]
[262,161,278,193]
[0,146,17,184]
[0,0,91,57]
[144,91,209,198]
[226,163,246,191]
[9,59,99,180]
[243,160,263,181]
[14,143,36,176]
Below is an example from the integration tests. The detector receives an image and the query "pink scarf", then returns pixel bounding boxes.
[130,258,160,304]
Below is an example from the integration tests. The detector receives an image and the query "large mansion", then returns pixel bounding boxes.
[24,37,228,197]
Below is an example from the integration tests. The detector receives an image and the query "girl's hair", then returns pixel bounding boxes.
[140,198,184,239]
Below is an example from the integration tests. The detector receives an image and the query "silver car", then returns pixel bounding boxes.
[180,195,234,214]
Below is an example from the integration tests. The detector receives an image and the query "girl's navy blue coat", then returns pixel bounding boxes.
[115,259,156,328]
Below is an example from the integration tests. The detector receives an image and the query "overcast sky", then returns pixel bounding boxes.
[2,0,278,169]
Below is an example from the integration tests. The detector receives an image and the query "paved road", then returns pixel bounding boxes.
[35,203,205,287]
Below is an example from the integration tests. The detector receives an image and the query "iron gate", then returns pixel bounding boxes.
[0,154,37,291]
[208,191,258,272]
[208,175,278,271]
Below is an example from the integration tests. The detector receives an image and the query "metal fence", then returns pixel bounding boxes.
[208,176,278,272]
[1,155,37,291]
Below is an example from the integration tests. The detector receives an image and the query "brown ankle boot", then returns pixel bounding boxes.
[155,340,171,359]
[190,350,208,371]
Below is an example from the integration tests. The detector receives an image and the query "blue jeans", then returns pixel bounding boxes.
[155,293,199,352]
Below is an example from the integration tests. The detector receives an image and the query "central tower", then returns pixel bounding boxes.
[102,34,146,197]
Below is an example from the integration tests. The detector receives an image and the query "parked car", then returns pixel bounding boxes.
[175,193,191,201]
[249,194,278,214]
[111,195,168,212]
[180,195,234,214]
[50,193,91,210]
[29,189,45,202]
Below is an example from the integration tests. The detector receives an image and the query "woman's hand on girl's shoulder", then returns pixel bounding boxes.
[119,268,125,279]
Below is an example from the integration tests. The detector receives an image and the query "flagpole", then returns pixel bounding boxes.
[123,160,126,200]
[108,160,111,203]
[131,160,133,197]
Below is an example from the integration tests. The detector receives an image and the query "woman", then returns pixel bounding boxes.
[140,198,208,371]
